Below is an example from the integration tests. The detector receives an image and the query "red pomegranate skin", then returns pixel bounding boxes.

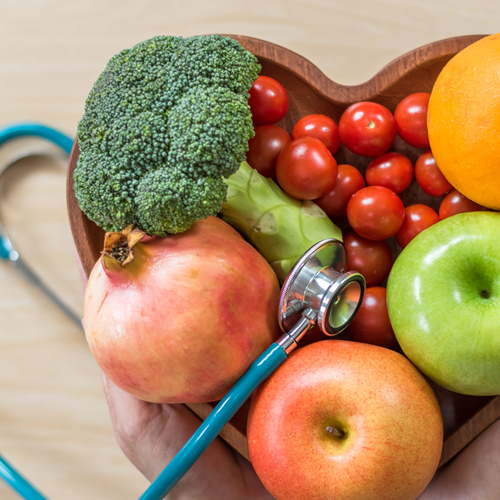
[84,217,281,404]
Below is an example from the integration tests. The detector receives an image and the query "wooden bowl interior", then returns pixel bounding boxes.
[67,34,498,467]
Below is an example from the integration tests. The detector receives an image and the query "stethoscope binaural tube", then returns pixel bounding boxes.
[0,122,82,327]
[0,123,78,500]
[140,239,365,500]
[0,123,74,154]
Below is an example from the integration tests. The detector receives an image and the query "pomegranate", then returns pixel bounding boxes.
[84,217,281,404]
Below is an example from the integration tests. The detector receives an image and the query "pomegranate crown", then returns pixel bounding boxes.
[102,225,145,267]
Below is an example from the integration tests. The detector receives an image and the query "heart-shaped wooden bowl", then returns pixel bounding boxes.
[67,34,500,468]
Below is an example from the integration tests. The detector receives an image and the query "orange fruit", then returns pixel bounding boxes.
[428,34,500,210]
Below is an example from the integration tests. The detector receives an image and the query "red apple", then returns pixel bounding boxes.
[247,340,443,500]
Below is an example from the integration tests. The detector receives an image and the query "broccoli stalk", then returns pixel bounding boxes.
[221,162,342,282]
[74,35,260,236]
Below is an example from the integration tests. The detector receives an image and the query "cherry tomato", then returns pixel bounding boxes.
[344,232,393,287]
[365,152,413,194]
[276,137,337,200]
[248,75,289,126]
[414,150,453,197]
[339,102,397,157]
[394,92,431,149]
[439,189,488,220]
[395,204,439,249]
[298,325,325,347]
[246,125,292,179]
[313,164,365,219]
[347,186,405,240]
[292,114,342,155]
[346,286,397,348]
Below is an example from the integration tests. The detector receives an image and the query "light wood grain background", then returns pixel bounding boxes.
[0,1,498,499]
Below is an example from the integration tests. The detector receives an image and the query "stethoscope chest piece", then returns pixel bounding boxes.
[279,239,365,337]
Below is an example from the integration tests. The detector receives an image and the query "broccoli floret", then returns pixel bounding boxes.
[75,34,260,235]
[167,86,256,179]
[136,170,228,235]
[74,152,136,231]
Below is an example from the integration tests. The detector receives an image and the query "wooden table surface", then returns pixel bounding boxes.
[0,1,498,499]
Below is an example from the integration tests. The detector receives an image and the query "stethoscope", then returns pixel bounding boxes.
[0,123,82,327]
[141,238,365,500]
[0,123,365,500]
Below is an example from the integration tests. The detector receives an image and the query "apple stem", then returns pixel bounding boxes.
[326,426,345,439]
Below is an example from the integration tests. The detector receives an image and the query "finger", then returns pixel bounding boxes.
[101,373,208,482]
[101,372,200,459]
[102,372,200,436]
[418,419,500,499]
[101,373,274,498]
[102,372,151,430]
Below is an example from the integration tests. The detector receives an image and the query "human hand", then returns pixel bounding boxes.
[102,374,275,500]
[417,418,500,500]
[104,368,500,500]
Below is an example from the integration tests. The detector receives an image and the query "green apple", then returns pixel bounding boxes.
[247,340,443,500]
[387,211,500,396]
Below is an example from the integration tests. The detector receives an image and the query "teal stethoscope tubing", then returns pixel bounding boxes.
[0,122,71,500]
[0,340,286,500]
[0,454,48,500]
[0,122,74,263]
[0,123,83,327]
[0,122,74,155]
[140,343,287,500]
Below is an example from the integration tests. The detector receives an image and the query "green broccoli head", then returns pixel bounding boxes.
[75,34,260,236]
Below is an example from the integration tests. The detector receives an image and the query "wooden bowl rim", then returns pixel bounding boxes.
[229,33,486,104]
[66,33,498,470]
[68,33,487,277]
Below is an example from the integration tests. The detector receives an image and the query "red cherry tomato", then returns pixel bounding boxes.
[292,114,342,155]
[346,286,397,348]
[347,186,405,240]
[339,102,397,157]
[344,232,393,287]
[439,189,488,220]
[246,125,292,179]
[365,152,413,194]
[313,164,365,219]
[298,325,325,347]
[395,204,439,249]
[248,76,289,126]
[415,150,453,197]
[276,137,338,200]
[394,92,431,149]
